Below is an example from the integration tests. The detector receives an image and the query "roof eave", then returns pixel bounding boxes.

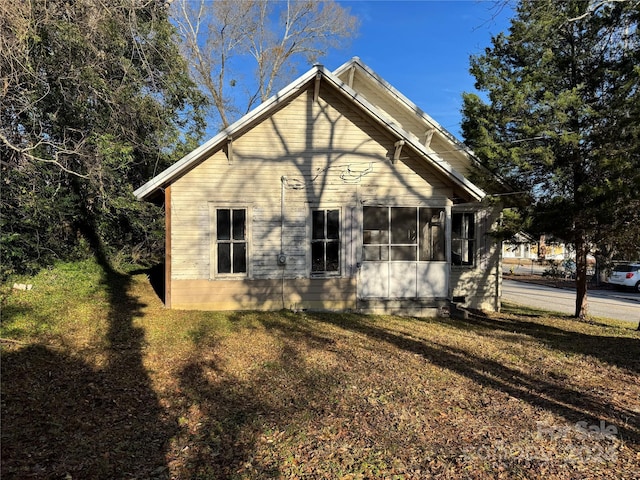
[320,70,486,201]
[135,60,486,202]
[134,66,326,200]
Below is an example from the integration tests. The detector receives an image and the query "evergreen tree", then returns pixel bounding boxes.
[462,0,640,318]
[1,0,206,277]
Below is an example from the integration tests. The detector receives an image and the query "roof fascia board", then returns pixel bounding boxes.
[134,66,323,200]
[334,58,498,177]
[339,58,513,194]
[320,71,486,201]
[335,58,463,148]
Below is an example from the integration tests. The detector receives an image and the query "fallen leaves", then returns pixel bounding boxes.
[2,267,639,479]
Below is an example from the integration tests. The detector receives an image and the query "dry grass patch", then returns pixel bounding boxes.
[1,260,639,479]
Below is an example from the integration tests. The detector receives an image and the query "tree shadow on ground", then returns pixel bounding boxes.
[451,311,640,374]
[302,312,640,447]
[170,311,344,479]
[1,266,175,479]
[131,263,165,304]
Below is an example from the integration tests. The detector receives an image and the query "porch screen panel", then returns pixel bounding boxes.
[363,207,389,261]
[390,207,417,261]
[365,206,433,262]
[360,206,448,299]
[419,208,445,261]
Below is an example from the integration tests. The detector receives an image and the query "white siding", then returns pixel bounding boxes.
[167,81,499,313]
[341,68,477,178]
[171,85,453,282]
[450,206,502,311]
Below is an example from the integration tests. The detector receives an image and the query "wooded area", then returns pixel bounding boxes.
[1,0,206,277]
[2,0,638,321]
[1,0,355,279]
[462,0,640,318]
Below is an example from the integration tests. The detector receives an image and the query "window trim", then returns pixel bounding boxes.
[309,206,343,277]
[210,204,251,279]
[362,205,447,263]
[451,211,476,267]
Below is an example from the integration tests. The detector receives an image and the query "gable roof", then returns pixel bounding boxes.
[333,57,481,176]
[134,58,487,202]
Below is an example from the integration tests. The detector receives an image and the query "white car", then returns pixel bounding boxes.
[607,263,640,292]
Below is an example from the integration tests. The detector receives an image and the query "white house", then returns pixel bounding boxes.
[134,58,507,316]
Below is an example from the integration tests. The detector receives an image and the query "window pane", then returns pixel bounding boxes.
[326,241,339,271]
[452,239,462,265]
[217,209,230,240]
[391,207,417,244]
[233,243,246,272]
[391,245,416,261]
[363,229,389,244]
[327,210,339,239]
[452,213,475,266]
[465,241,474,265]
[218,243,231,273]
[452,213,462,236]
[363,206,388,231]
[452,240,474,266]
[232,209,245,240]
[431,224,445,261]
[311,242,324,271]
[364,245,389,261]
[419,208,445,261]
[312,211,325,240]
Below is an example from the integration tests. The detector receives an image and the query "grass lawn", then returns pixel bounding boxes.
[1,259,639,479]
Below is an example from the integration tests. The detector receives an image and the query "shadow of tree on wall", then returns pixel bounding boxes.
[222,83,489,313]
[1,266,175,479]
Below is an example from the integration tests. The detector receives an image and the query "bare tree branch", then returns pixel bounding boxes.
[567,0,635,22]
[171,0,358,130]
[0,132,90,178]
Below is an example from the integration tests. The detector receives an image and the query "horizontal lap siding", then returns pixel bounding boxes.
[171,278,357,311]
[450,207,501,311]
[169,83,462,310]
[171,87,379,280]
[170,198,211,279]
[348,73,474,178]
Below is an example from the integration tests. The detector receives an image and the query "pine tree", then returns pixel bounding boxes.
[462,0,640,318]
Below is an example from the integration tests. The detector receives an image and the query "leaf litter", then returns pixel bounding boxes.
[1,269,639,479]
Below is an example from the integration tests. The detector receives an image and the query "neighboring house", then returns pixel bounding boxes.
[134,57,506,316]
[502,233,573,262]
[502,232,536,261]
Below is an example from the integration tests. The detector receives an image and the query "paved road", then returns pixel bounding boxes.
[502,280,640,324]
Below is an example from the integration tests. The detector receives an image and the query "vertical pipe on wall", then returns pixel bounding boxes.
[281,176,286,309]
[280,176,287,255]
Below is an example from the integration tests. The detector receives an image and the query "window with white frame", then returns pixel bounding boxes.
[311,209,340,273]
[451,212,475,266]
[216,208,247,274]
[362,206,445,262]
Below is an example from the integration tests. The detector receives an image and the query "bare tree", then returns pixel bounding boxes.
[172,0,359,130]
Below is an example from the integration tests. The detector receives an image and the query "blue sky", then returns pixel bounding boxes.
[322,1,514,139]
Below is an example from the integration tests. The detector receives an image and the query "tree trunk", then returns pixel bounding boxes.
[574,235,589,319]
